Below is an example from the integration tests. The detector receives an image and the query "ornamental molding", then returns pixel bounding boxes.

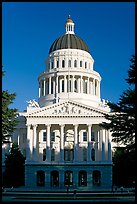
[26,100,107,118]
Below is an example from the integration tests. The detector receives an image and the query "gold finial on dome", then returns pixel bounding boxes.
[66,15,73,23]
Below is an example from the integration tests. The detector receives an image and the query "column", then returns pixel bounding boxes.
[98,81,100,97]
[101,129,105,161]
[46,124,51,162]
[60,124,65,162]
[49,77,51,94]
[93,79,95,95]
[80,76,83,93]
[87,77,89,94]
[44,78,46,96]
[87,124,92,162]
[74,124,78,162]
[71,76,74,92]
[38,82,41,98]
[78,77,80,93]
[99,129,102,161]
[53,78,55,95]
[26,124,31,161]
[33,125,37,160]
[108,129,112,161]
[56,74,58,103]
[64,75,67,92]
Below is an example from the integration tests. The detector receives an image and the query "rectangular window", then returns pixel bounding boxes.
[62,80,64,92]
[51,132,55,142]
[91,132,95,141]
[83,148,87,161]
[43,149,46,161]
[83,132,87,141]
[43,132,47,142]
[64,149,74,161]
[51,149,55,161]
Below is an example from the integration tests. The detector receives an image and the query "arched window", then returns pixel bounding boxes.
[62,60,65,68]
[64,170,73,186]
[85,62,87,68]
[74,80,77,92]
[68,60,71,67]
[51,171,59,187]
[80,61,82,67]
[62,80,64,92]
[74,60,77,67]
[51,61,54,69]
[41,80,44,96]
[37,170,45,186]
[93,170,101,186]
[79,170,87,186]
[56,60,59,68]
[91,148,95,161]
[51,149,55,161]
[43,149,46,161]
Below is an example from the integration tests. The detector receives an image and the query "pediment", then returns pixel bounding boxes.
[27,100,105,117]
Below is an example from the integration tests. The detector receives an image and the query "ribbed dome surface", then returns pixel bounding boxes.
[49,34,90,54]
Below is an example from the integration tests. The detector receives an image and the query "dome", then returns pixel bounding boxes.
[49,34,90,54]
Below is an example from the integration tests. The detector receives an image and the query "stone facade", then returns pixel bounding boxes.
[2,16,113,191]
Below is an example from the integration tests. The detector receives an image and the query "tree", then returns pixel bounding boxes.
[3,143,25,187]
[101,55,135,151]
[2,71,18,144]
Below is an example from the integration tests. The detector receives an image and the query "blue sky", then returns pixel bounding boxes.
[2,2,135,112]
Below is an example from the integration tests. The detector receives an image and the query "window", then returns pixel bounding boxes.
[79,171,87,186]
[74,80,77,92]
[51,149,55,161]
[37,170,45,186]
[91,148,95,161]
[83,132,87,141]
[43,149,46,161]
[91,132,95,141]
[93,170,101,186]
[83,80,87,93]
[51,171,59,187]
[62,60,65,68]
[83,147,87,161]
[41,80,44,96]
[80,61,82,67]
[57,60,59,68]
[74,60,77,67]
[65,171,73,186]
[51,61,54,69]
[51,80,53,94]
[62,80,64,92]
[85,62,87,68]
[64,149,74,161]
[43,132,47,142]
[51,132,55,142]
[68,60,71,67]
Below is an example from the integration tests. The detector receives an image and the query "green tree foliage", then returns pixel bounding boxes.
[2,71,18,143]
[3,143,25,187]
[113,147,135,187]
[101,55,135,151]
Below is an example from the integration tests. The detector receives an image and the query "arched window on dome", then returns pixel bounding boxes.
[41,80,44,96]
[74,80,77,92]
[74,60,77,68]
[62,80,64,92]
[85,62,87,69]
[51,61,54,69]
[62,60,65,68]
[56,60,59,68]
[68,60,71,67]
[80,61,82,68]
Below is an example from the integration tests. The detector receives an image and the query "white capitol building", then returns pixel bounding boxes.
[3,16,113,190]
